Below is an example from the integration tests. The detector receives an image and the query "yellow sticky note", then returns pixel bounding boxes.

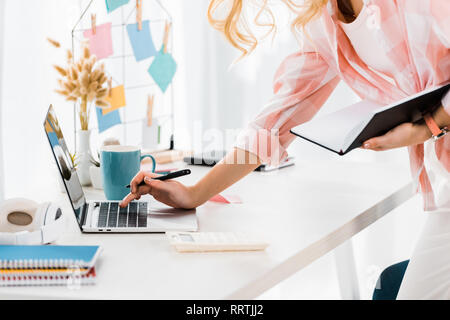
[103,85,126,115]
[45,120,54,133]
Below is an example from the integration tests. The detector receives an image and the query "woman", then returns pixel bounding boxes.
[121,0,450,298]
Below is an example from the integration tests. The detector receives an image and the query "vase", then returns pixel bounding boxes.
[77,130,93,186]
[89,165,103,190]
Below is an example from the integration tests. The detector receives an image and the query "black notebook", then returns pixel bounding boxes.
[290,83,450,156]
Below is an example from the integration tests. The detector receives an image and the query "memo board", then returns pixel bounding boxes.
[71,0,175,153]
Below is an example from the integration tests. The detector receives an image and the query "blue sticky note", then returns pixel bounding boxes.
[148,48,177,93]
[105,0,130,13]
[96,107,121,133]
[47,131,59,148]
[126,20,157,62]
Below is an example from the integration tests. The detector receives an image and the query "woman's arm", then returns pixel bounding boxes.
[120,148,260,209]
[121,50,339,209]
[189,148,261,206]
[362,104,450,151]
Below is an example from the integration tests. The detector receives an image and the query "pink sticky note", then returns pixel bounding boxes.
[83,22,113,60]
[209,194,242,204]
[210,194,229,203]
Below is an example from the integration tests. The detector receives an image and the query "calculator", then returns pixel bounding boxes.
[166,232,269,253]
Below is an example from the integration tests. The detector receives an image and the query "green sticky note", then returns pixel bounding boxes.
[105,0,130,13]
[148,48,177,93]
[158,126,161,144]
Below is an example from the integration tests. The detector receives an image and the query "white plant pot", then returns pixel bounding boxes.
[90,166,103,190]
[57,174,67,193]
[77,130,93,186]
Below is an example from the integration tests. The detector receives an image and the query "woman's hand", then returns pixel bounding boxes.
[120,171,199,209]
[119,148,260,210]
[362,122,431,151]
[363,104,450,151]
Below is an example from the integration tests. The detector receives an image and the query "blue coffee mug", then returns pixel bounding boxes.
[100,146,156,200]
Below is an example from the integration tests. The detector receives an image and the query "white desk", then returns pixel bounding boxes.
[0,156,414,300]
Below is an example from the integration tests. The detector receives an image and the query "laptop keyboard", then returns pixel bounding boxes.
[97,202,148,229]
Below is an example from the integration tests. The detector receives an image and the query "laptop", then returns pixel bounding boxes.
[44,105,198,233]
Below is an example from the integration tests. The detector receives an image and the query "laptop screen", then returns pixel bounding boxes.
[44,105,87,227]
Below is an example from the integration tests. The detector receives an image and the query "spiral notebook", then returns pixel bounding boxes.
[0,245,101,287]
[0,268,97,287]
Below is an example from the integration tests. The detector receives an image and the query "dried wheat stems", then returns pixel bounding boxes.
[48,38,110,130]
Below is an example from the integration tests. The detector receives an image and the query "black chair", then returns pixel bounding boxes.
[372,260,409,300]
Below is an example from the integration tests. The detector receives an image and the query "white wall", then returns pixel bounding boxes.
[1,0,80,199]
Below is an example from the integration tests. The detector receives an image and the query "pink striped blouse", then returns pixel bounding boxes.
[235,0,450,211]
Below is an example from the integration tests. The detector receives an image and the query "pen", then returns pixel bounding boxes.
[125,169,191,188]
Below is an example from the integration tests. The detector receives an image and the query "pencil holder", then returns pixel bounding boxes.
[142,118,161,151]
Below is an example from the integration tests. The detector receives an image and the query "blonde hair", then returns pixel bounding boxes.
[208,0,329,56]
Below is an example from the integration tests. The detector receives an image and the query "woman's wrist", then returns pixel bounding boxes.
[417,122,433,141]
[187,184,208,208]
[185,149,261,208]
[420,105,450,141]
[431,105,450,128]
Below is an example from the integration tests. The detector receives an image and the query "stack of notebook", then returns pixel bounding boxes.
[0,245,102,287]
